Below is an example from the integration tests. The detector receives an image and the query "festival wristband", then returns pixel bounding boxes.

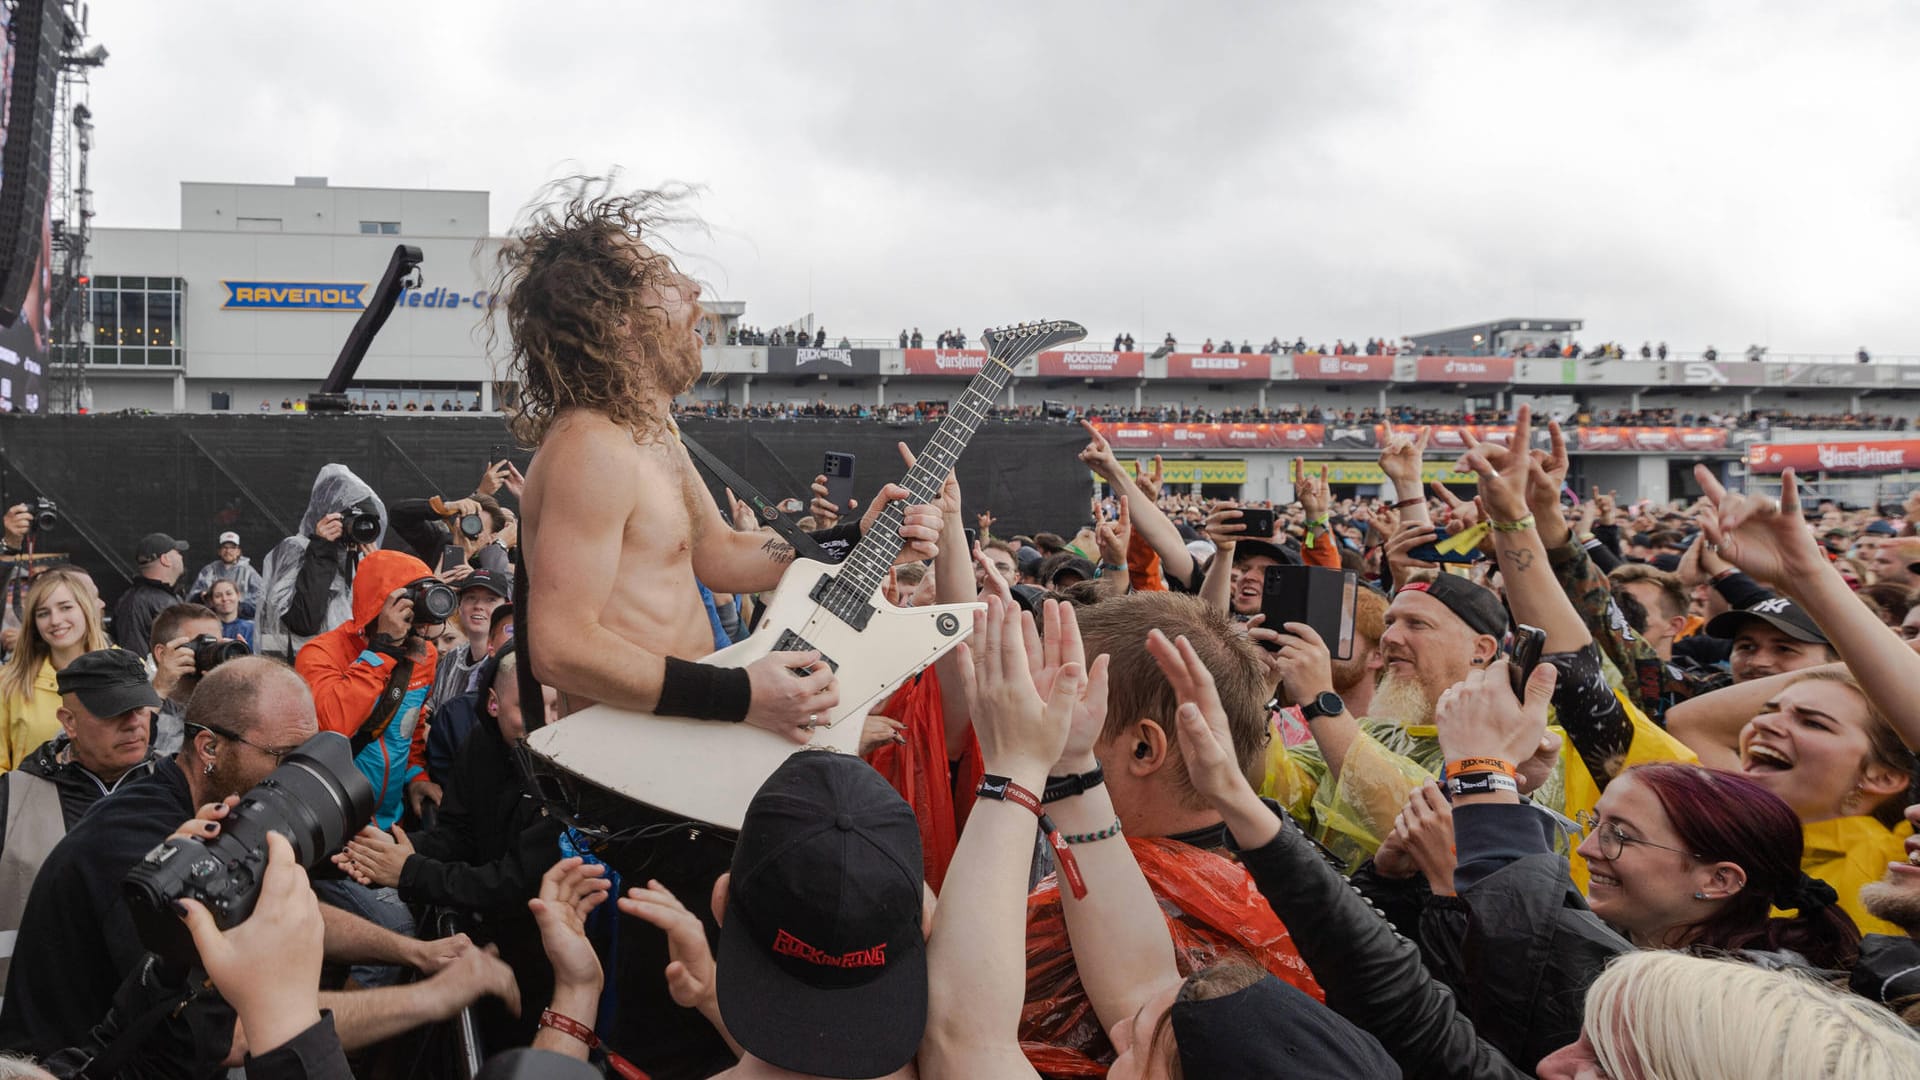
[977,775,1086,899]
[1043,764,1106,804]
[540,1009,599,1049]
[1444,757,1517,780]
[657,657,753,723]
[1488,514,1537,533]
[1391,497,1425,511]
[1444,771,1519,799]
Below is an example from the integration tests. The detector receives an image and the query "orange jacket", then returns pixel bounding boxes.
[295,549,439,829]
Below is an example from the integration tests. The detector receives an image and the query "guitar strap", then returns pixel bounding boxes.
[677,430,830,564]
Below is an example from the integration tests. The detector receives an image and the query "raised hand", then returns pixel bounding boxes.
[1203,501,1249,548]
[620,880,725,1024]
[1133,455,1165,500]
[1393,781,1458,896]
[1523,420,1569,517]
[528,857,613,1000]
[965,596,1084,775]
[1379,427,1431,494]
[1077,421,1121,478]
[1458,405,1533,524]
[1432,658,1558,769]
[1293,458,1330,522]
[1023,599,1112,774]
[1429,482,1481,532]
[977,510,996,535]
[1095,497,1132,567]
[1146,630,1244,807]
[1693,465,1824,589]
[1385,519,1441,590]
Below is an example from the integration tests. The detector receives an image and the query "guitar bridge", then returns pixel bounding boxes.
[773,629,838,673]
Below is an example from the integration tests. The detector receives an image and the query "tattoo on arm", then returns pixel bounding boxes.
[1503,547,1536,574]
[760,537,795,566]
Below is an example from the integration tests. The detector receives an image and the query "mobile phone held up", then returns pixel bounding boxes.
[1506,624,1547,699]
[1409,526,1490,564]
[1236,507,1276,540]
[1260,565,1360,660]
[823,452,856,511]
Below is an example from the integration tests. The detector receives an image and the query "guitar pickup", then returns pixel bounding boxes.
[810,574,875,632]
[774,629,839,674]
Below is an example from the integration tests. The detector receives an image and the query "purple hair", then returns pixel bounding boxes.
[1629,763,1861,969]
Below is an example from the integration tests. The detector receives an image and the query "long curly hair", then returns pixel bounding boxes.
[487,176,706,446]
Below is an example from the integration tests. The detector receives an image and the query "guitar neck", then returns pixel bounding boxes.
[833,359,1015,597]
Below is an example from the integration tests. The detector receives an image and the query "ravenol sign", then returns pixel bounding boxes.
[224,282,367,310]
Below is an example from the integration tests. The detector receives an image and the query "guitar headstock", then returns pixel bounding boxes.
[982,320,1088,368]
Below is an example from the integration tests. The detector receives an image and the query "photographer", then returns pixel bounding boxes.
[1,658,513,1072]
[294,550,447,987]
[422,570,509,723]
[386,463,518,579]
[258,465,387,661]
[146,604,230,759]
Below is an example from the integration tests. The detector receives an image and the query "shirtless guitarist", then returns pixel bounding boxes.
[494,182,942,1077]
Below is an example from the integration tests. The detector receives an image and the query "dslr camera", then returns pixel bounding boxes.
[334,501,382,545]
[186,634,250,674]
[27,497,56,534]
[123,732,374,970]
[402,576,458,625]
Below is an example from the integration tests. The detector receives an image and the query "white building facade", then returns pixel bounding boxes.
[82,178,504,414]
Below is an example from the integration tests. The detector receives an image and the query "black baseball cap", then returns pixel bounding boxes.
[1707,596,1830,645]
[1171,972,1397,1077]
[135,532,189,562]
[458,568,511,600]
[1045,555,1099,588]
[56,649,163,717]
[1230,538,1302,568]
[1400,573,1508,638]
[716,751,926,1078]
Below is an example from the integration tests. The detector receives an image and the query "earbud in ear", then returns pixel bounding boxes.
[1134,741,1150,760]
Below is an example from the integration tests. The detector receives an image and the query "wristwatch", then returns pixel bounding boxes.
[1299,691,1345,722]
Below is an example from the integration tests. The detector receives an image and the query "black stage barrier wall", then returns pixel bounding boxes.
[0,414,1089,607]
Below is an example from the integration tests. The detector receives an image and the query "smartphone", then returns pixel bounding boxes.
[1261,565,1359,660]
[1237,507,1276,539]
[1410,527,1491,564]
[964,527,978,549]
[436,547,465,576]
[1506,624,1547,698]
[823,451,856,509]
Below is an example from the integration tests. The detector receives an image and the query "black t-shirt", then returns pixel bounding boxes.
[0,757,199,1058]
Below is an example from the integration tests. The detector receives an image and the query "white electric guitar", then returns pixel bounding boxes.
[526,319,1087,830]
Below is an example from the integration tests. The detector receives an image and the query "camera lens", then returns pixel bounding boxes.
[405,577,458,624]
[347,511,381,545]
[122,732,374,970]
[190,634,251,674]
[29,498,56,534]
[458,513,484,540]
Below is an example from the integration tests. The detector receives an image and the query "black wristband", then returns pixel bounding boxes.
[1043,764,1105,804]
[657,657,752,723]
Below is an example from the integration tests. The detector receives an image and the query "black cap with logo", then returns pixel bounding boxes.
[716,750,926,1078]
[458,568,511,600]
[1400,573,1509,638]
[1706,595,1830,645]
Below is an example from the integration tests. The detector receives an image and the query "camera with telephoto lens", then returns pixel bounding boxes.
[456,512,484,540]
[27,497,56,534]
[187,634,250,674]
[402,576,458,625]
[122,732,374,970]
[336,501,381,545]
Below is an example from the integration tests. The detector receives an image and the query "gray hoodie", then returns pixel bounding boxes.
[256,464,387,659]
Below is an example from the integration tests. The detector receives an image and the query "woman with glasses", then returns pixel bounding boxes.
[1576,761,1862,971]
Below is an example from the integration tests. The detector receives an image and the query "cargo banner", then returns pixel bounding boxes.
[1112,459,1248,484]
[1576,427,1729,452]
[766,346,881,375]
[1036,351,1145,378]
[1091,422,1322,451]
[1416,356,1514,383]
[1166,352,1271,380]
[1290,353,1394,381]
[901,348,986,376]
[1747,439,1920,475]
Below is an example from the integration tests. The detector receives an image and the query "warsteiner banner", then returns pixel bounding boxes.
[1747,439,1920,475]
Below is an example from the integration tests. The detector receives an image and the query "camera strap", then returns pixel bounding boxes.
[677,431,828,563]
[353,653,417,756]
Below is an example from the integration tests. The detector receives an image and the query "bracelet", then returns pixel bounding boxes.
[977,775,1086,899]
[1710,568,1738,583]
[1488,514,1536,533]
[540,1009,599,1050]
[1305,515,1330,530]
[1062,818,1124,845]
[1444,757,1517,780]
[1391,497,1425,510]
[1097,562,1125,577]
[656,657,753,722]
[1444,771,1519,799]
[1043,764,1105,803]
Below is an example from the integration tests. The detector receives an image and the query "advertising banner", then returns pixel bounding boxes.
[1416,356,1514,383]
[901,348,987,376]
[1385,424,1516,451]
[1575,427,1729,452]
[1166,352,1270,380]
[1113,459,1248,484]
[1747,439,1920,475]
[1036,351,1145,378]
[766,346,881,375]
[1319,460,1477,486]
[1290,353,1394,381]
[1778,363,1876,388]
[1657,361,1767,387]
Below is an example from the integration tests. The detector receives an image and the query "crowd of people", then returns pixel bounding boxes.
[4,185,1920,1079]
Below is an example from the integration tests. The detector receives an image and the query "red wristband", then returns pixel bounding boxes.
[1392,497,1425,510]
[540,1009,598,1050]
[978,775,1087,900]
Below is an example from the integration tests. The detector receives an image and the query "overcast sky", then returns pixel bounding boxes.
[81,1,1920,356]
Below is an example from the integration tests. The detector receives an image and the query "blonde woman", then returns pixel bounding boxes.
[1539,950,1920,1079]
[0,568,110,770]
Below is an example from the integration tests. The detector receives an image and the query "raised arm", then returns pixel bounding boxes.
[1461,413,1588,653]
[1080,424,1195,587]
[1697,464,1920,749]
[1379,428,1434,529]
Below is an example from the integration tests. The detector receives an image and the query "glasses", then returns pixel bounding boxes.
[194,723,298,763]
[1573,811,1701,861]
